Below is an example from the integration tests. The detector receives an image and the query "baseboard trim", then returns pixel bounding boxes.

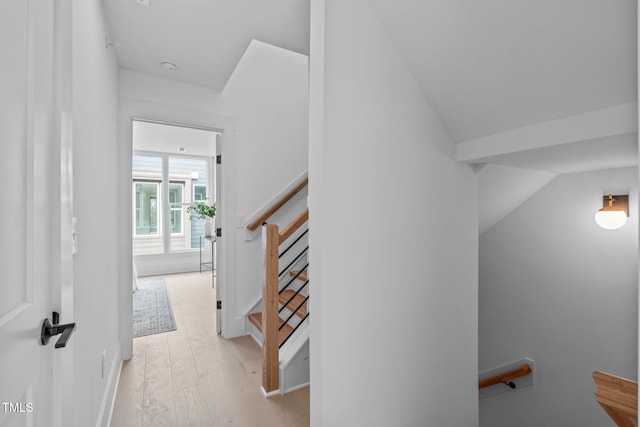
[96,345,123,427]
[260,387,280,398]
[283,381,309,394]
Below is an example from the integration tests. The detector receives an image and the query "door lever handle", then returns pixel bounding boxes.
[41,312,76,348]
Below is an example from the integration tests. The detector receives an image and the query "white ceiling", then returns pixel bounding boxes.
[367,0,637,143]
[105,0,638,232]
[105,0,636,146]
[103,0,310,90]
[132,120,218,156]
[364,0,637,234]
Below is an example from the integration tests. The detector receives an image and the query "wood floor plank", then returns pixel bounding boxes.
[113,271,309,427]
[174,383,215,427]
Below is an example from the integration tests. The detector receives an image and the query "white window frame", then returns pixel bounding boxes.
[193,183,207,202]
[132,150,212,254]
[133,180,161,237]
[169,181,185,235]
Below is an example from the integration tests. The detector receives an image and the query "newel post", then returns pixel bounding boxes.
[262,223,280,394]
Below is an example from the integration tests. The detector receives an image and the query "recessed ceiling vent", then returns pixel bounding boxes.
[161,61,178,72]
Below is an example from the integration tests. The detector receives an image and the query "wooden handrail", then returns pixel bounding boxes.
[479,364,532,389]
[279,208,309,245]
[247,178,308,231]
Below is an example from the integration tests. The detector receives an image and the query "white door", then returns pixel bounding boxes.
[0,1,74,426]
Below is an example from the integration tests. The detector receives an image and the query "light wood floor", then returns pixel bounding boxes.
[111,271,310,426]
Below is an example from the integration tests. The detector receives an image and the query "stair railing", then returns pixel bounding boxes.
[261,207,309,394]
[478,364,532,390]
[246,177,308,231]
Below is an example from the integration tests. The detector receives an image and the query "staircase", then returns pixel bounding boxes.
[248,269,309,346]
[593,371,638,427]
[244,175,310,396]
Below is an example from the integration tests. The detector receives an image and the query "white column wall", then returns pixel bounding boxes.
[309,1,479,425]
[221,40,309,336]
[72,1,121,425]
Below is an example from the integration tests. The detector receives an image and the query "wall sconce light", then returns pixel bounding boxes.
[595,194,629,230]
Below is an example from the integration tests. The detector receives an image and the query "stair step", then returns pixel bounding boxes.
[248,312,294,347]
[279,290,308,318]
[289,269,308,282]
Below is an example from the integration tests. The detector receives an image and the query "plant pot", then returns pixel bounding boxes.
[204,218,215,237]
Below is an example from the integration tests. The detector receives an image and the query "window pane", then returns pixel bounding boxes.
[169,157,208,251]
[193,185,207,201]
[132,154,163,255]
[135,182,159,235]
[169,183,183,234]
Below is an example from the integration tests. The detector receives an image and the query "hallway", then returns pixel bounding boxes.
[111,272,309,426]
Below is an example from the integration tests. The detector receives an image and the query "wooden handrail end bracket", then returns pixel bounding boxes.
[479,360,535,395]
[478,363,532,389]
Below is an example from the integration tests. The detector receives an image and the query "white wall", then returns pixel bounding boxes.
[118,73,228,312]
[118,40,309,340]
[309,1,479,425]
[117,78,234,360]
[72,1,121,425]
[221,40,309,335]
[479,167,638,427]
[478,164,557,234]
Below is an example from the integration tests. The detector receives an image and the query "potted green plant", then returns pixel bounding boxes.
[187,202,216,237]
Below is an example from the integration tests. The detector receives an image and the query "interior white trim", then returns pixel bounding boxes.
[260,387,280,398]
[118,98,237,359]
[456,102,638,162]
[478,357,535,400]
[279,321,309,369]
[283,381,310,394]
[96,345,122,427]
[131,117,222,133]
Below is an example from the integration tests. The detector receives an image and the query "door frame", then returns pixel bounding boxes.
[117,99,236,359]
[51,0,75,425]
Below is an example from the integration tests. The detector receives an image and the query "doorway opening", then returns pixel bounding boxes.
[130,119,221,336]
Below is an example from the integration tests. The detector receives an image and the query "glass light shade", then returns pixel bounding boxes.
[595,209,628,230]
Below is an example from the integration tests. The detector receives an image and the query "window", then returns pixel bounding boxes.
[132,153,211,254]
[169,182,184,234]
[134,181,160,236]
[169,157,208,251]
[132,119,217,255]
[193,184,207,202]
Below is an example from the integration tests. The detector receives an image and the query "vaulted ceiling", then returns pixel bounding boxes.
[103,0,310,90]
[104,0,636,144]
[368,0,636,142]
[104,0,638,232]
